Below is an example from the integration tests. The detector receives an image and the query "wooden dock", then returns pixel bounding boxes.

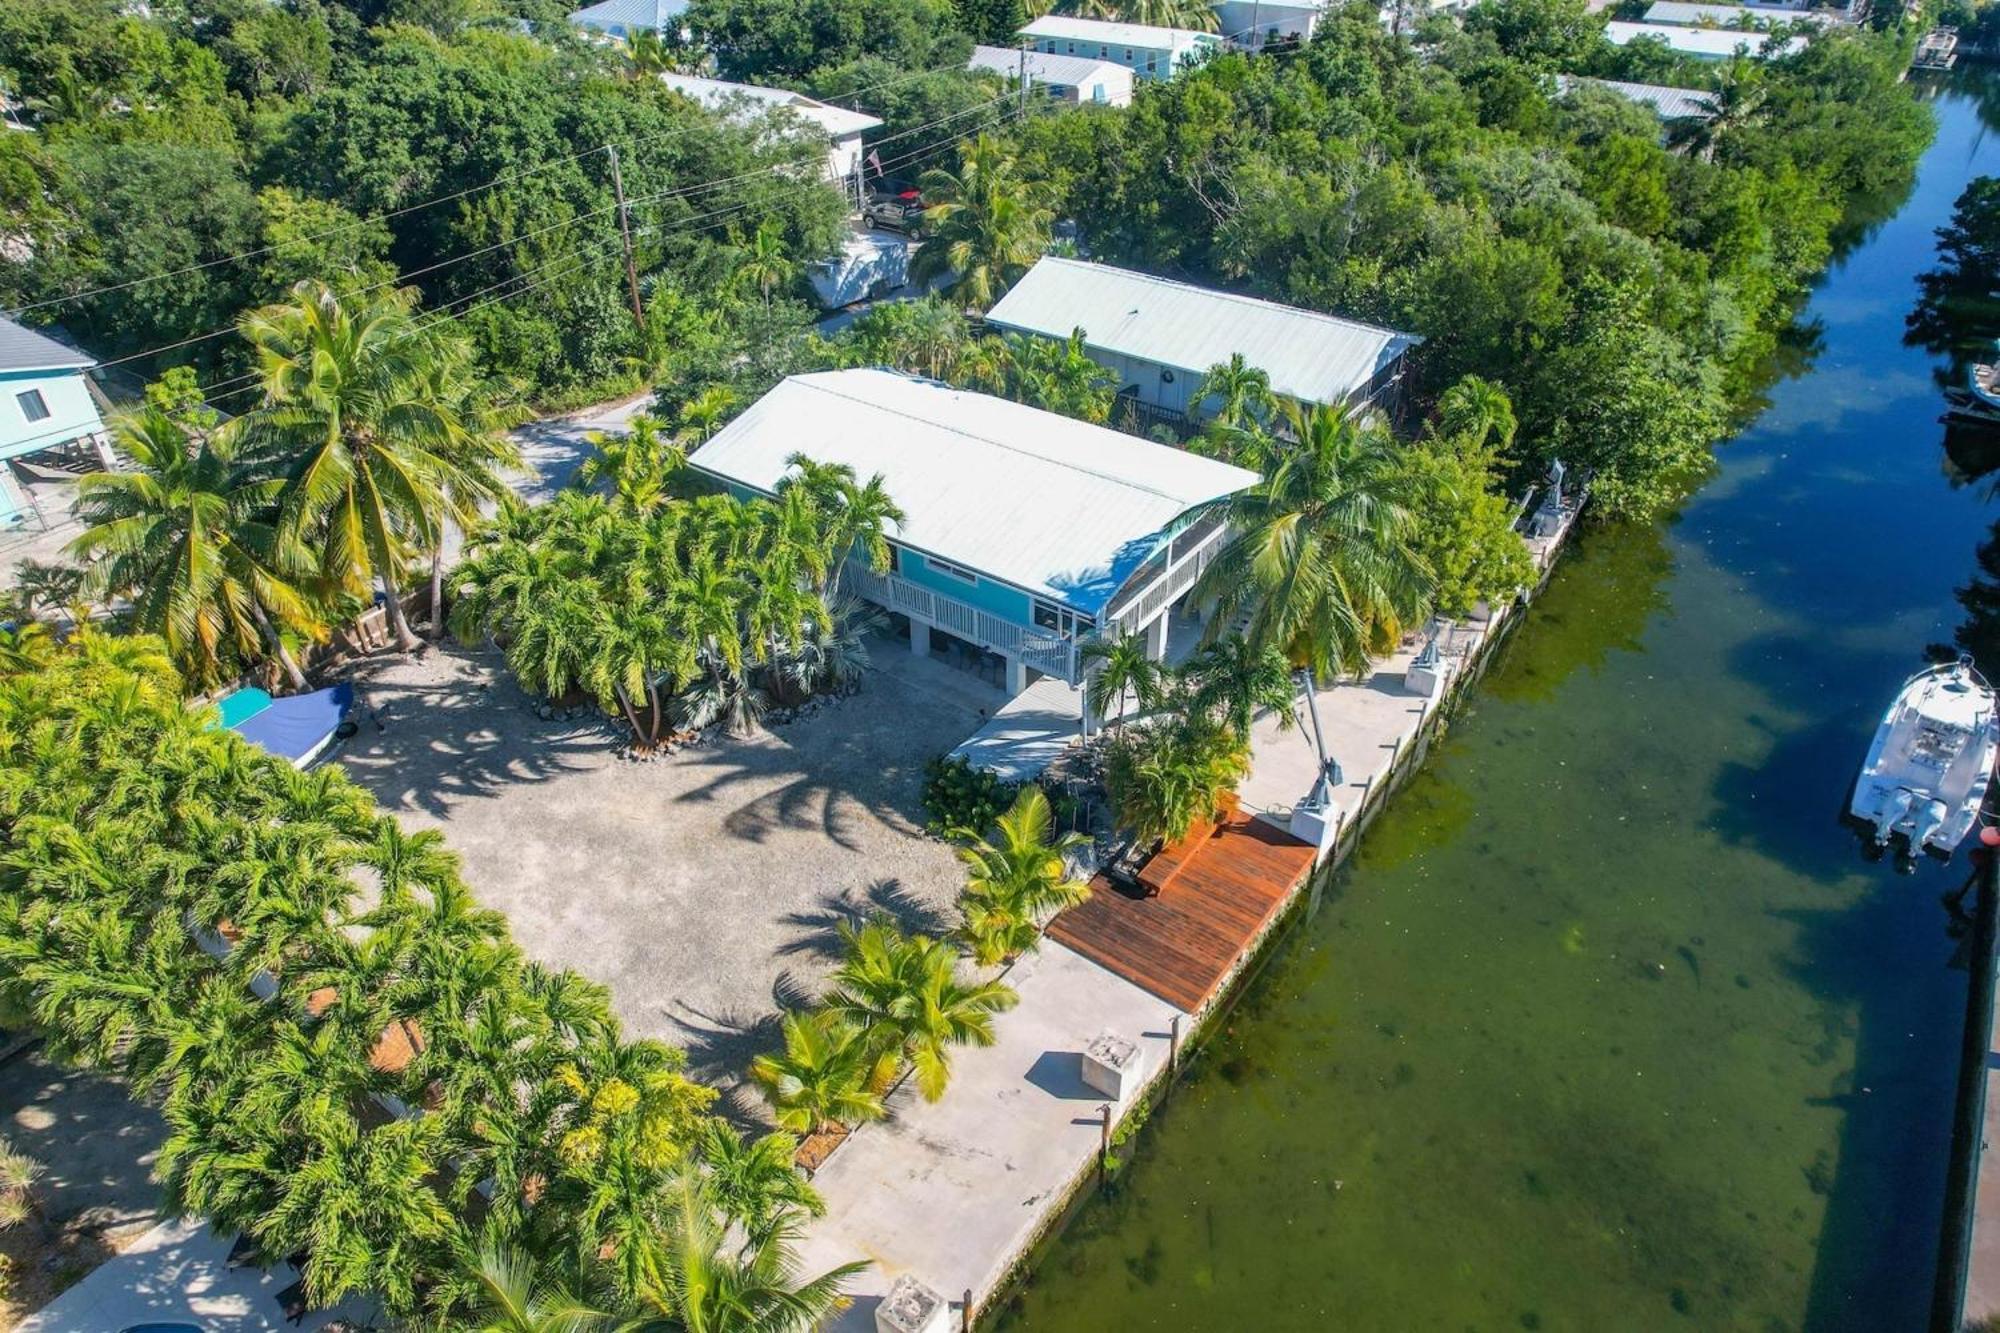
[1047,813,1316,1013]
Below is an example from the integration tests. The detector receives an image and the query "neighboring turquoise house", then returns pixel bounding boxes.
[687,368,1259,695]
[0,315,107,529]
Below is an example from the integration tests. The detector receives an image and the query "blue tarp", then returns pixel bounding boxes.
[230,683,352,766]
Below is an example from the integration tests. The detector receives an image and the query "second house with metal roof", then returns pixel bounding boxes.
[983,256,1422,426]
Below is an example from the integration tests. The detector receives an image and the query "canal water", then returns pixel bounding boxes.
[1000,73,2000,1333]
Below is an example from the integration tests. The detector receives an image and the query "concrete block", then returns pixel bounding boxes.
[877,1275,950,1333]
[1404,657,1450,700]
[1289,799,1343,861]
[1081,1031,1143,1103]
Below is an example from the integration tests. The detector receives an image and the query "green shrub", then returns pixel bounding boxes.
[921,754,1018,837]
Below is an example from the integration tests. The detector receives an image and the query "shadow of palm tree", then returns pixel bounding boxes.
[332,643,610,819]
[777,879,955,962]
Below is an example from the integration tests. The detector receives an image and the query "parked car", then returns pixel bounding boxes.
[862,191,925,236]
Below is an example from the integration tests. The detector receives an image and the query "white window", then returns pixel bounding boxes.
[1147,53,1158,72]
[1124,48,1133,61]
[15,389,48,423]
[1033,600,1088,637]
[1065,40,1075,53]
[1099,44,1109,58]
[1093,83,1108,102]
[926,555,979,585]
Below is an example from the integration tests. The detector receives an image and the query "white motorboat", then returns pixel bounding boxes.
[1850,656,1999,857]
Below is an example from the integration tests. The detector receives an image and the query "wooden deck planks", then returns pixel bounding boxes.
[1048,813,1316,1013]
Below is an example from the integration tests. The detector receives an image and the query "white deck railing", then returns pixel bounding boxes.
[1103,515,1228,640]
[847,563,1083,683]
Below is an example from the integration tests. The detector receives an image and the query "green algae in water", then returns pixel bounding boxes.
[997,74,2000,1333]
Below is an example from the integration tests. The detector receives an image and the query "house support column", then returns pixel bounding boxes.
[1143,609,1169,662]
[910,620,931,658]
[1004,653,1028,695]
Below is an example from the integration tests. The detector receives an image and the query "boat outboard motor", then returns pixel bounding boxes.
[1878,788,1919,844]
[1913,798,1951,852]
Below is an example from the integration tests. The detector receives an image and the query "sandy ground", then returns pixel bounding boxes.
[333,637,995,1094]
[0,1048,165,1327]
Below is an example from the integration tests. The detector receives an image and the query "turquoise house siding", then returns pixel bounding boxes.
[0,368,101,463]
[894,546,1035,626]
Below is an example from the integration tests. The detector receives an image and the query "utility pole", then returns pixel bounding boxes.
[1018,38,1029,117]
[606,143,644,329]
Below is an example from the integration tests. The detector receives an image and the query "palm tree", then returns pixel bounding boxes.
[697,1121,823,1242]
[577,416,686,511]
[1194,353,1275,428]
[1103,715,1250,847]
[230,280,488,652]
[1179,635,1297,739]
[953,787,1091,966]
[778,454,905,597]
[1006,329,1118,423]
[1122,0,1219,32]
[1666,59,1764,163]
[649,1173,865,1333]
[1081,632,1162,727]
[467,1242,622,1333]
[68,405,324,690]
[748,1010,887,1135]
[823,920,1018,1102]
[0,622,57,677]
[675,385,739,443]
[911,136,1053,312]
[1192,400,1431,680]
[626,27,671,79]
[1433,375,1517,452]
[734,221,796,307]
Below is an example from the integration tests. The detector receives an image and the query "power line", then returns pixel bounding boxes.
[78,95,1017,376]
[0,54,1008,322]
[47,96,1032,437]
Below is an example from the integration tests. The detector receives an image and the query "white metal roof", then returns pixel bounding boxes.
[686,369,1258,614]
[1604,20,1807,56]
[969,44,1133,88]
[568,0,687,31]
[1557,75,1717,119]
[0,316,93,373]
[984,257,1421,408]
[1019,15,1222,50]
[660,74,881,140]
[1643,0,1829,24]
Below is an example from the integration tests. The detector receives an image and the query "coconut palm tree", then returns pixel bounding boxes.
[466,1242,622,1333]
[1433,375,1517,452]
[230,281,490,652]
[1081,632,1162,727]
[953,786,1091,966]
[1666,58,1764,163]
[68,405,324,690]
[1122,0,1219,28]
[649,1173,865,1333]
[1194,353,1276,428]
[911,136,1053,312]
[748,1010,887,1135]
[823,920,1018,1102]
[1192,401,1431,680]
[1179,635,1297,739]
